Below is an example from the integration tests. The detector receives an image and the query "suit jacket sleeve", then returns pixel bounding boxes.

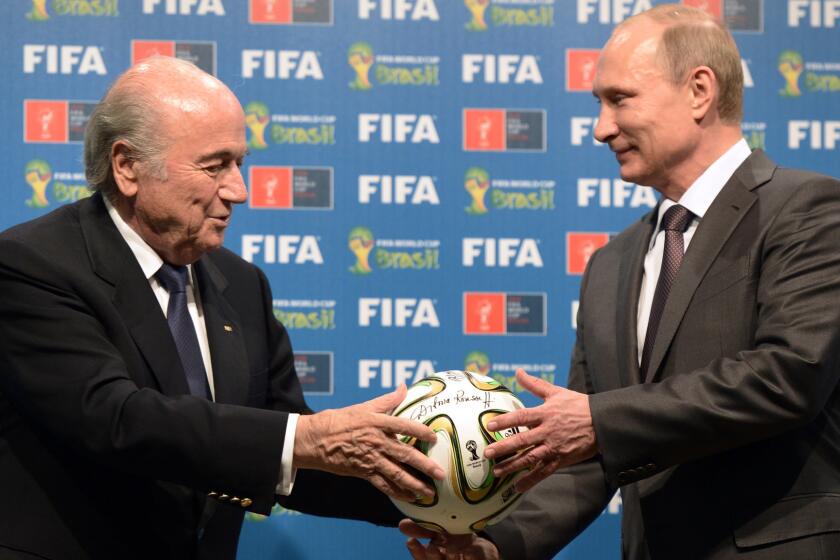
[589,172,840,487]
[0,237,291,515]
[486,251,614,559]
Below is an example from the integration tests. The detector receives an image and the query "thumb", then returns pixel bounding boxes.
[365,383,408,414]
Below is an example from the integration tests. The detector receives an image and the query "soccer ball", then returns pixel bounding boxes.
[391,370,528,534]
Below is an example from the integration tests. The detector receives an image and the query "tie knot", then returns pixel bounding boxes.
[156,263,189,294]
[661,204,693,233]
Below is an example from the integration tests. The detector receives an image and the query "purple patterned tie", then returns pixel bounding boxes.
[640,204,694,377]
[156,263,212,399]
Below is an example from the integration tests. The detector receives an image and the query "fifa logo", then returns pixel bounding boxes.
[464,167,490,215]
[27,0,49,20]
[25,160,52,208]
[464,0,489,31]
[348,226,375,274]
[778,50,804,97]
[465,440,480,461]
[348,42,374,90]
[244,101,270,150]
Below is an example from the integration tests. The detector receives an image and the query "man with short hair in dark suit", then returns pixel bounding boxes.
[0,55,444,559]
[402,5,840,559]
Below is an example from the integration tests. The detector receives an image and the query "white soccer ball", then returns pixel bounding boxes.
[391,370,528,534]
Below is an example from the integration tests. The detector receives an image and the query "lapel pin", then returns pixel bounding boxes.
[223,325,234,333]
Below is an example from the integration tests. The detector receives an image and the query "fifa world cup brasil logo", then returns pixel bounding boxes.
[464,351,491,376]
[465,0,489,31]
[27,0,49,21]
[25,160,52,208]
[778,50,804,97]
[348,42,374,90]
[348,226,375,274]
[464,167,490,215]
[244,101,270,150]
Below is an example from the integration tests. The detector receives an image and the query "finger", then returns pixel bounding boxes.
[406,538,428,560]
[491,448,541,476]
[400,519,440,540]
[377,414,438,443]
[368,472,415,502]
[381,437,446,480]
[363,383,408,414]
[484,429,540,459]
[485,408,540,433]
[514,460,560,492]
[515,368,559,399]
[376,455,439,498]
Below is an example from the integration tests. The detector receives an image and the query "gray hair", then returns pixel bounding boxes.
[84,56,206,198]
[623,3,744,124]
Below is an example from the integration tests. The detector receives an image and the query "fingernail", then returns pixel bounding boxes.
[493,468,501,477]
[487,421,497,431]
[434,468,445,480]
[485,448,495,458]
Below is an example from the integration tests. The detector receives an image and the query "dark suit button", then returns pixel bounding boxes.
[646,463,656,471]
[230,497,241,505]
[208,491,219,498]
[240,498,253,508]
[219,494,230,501]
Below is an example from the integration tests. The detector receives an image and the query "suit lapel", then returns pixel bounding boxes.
[616,214,656,387]
[644,151,775,382]
[194,256,249,405]
[81,193,191,396]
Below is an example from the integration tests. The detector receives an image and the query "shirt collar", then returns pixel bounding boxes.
[651,139,751,246]
[103,195,193,283]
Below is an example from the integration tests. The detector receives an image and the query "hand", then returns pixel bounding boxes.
[484,369,597,492]
[293,385,445,501]
[400,519,500,560]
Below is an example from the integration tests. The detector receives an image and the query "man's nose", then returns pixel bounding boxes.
[594,107,619,144]
[220,164,247,204]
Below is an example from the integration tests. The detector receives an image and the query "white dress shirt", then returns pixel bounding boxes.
[104,197,297,495]
[637,139,752,363]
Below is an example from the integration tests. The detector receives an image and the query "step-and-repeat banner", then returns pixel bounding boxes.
[2,0,839,558]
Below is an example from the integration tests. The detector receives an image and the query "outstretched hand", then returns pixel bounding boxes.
[294,385,445,501]
[484,369,597,492]
[400,519,500,560]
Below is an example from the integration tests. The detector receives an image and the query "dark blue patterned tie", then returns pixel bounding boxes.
[640,204,694,377]
[156,263,212,399]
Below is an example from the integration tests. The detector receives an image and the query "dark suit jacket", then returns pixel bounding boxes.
[487,151,840,559]
[0,193,400,559]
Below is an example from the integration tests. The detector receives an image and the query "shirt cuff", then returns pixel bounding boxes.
[275,413,299,496]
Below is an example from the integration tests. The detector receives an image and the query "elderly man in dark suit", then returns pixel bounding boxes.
[403,4,840,559]
[0,56,445,559]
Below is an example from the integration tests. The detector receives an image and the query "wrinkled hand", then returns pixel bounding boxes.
[400,519,500,560]
[294,384,444,501]
[484,369,597,492]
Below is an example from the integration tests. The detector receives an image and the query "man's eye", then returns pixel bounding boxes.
[204,164,224,174]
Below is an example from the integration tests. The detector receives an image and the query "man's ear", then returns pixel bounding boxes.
[111,141,140,198]
[688,65,716,121]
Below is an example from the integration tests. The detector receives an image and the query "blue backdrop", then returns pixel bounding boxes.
[3,0,839,558]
